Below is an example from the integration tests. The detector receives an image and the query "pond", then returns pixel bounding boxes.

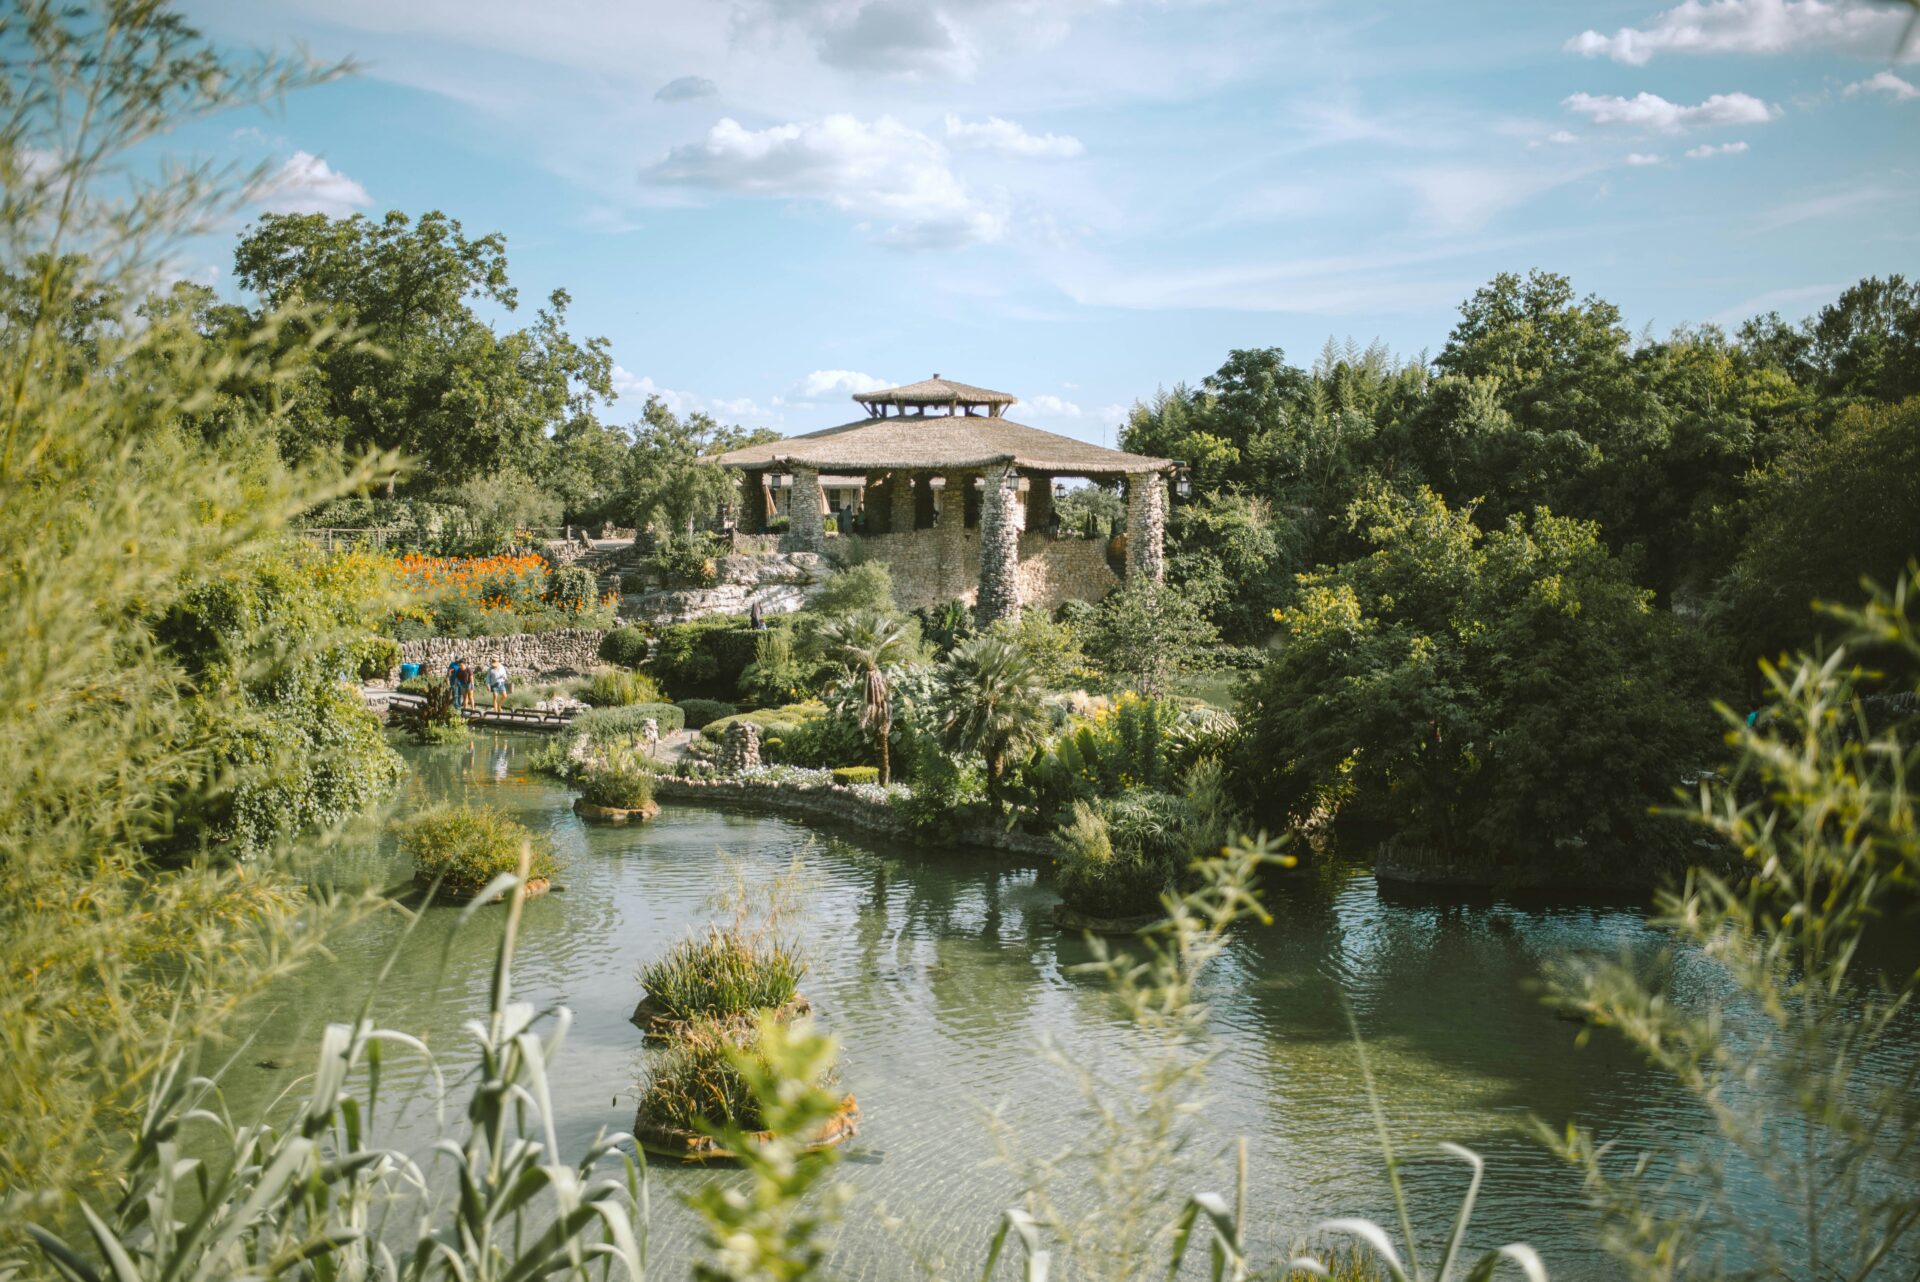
[221,733,1811,1279]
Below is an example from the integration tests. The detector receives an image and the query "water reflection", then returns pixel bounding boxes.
[216,730,1897,1280]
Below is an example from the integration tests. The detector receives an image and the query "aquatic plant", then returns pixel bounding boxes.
[397,803,556,895]
[577,757,657,811]
[637,1017,771,1133]
[641,925,806,1023]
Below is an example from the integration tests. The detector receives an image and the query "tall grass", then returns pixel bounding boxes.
[640,926,805,1022]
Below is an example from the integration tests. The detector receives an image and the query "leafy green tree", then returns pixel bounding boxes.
[931,633,1051,801]
[818,609,916,784]
[1713,396,1920,664]
[1237,485,1721,878]
[623,395,777,536]
[1083,580,1222,699]
[232,209,614,491]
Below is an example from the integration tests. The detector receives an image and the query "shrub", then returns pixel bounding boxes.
[1052,790,1190,919]
[807,562,895,616]
[397,803,556,895]
[677,698,736,730]
[544,563,599,612]
[640,925,805,1022]
[407,677,470,746]
[701,701,827,742]
[619,571,647,595]
[577,758,656,810]
[650,615,760,700]
[739,625,805,707]
[577,666,666,707]
[649,536,721,588]
[353,634,400,681]
[773,714,869,768]
[572,703,685,745]
[914,598,975,657]
[831,766,879,787]
[597,623,651,668]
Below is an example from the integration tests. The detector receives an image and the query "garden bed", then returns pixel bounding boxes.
[411,875,552,905]
[1051,903,1165,935]
[627,992,814,1043]
[631,1093,860,1163]
[653,775,1053,858]
[573,797,660,824]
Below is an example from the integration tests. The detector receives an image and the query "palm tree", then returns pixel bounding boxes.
[931,633,1051,800]
[819,609,916,785]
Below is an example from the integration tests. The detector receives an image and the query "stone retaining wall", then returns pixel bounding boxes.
[653,776,1054,858]
[832,532,1118,613]
[398,629,607,678]
[622,551,829,624]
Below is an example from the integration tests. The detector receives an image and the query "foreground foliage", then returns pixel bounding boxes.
[1549,573,1920,1280]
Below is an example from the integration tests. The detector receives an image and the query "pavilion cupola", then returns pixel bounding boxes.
[855,374,1017,419]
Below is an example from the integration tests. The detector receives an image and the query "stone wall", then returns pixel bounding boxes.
[398,629,606,678]
[621,551,829,624]
[834,531,1119,613]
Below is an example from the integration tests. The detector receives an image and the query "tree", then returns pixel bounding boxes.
[1236,485,1721,879]
[1083,580,1222,698]
[818,609,916,785]
[231,209,614,491]
[623,396,777,536]
[931,633,1051,801]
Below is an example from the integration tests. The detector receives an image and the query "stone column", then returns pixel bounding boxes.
[937,471,968,533]
[742,470,771,533]
[977,462,1022,624]
[1024,473,1054,533]
[1125,471,1166,583]
[890,470,917,536]
[787,466,826,553]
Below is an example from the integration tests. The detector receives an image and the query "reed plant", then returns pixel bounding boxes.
[578,757,657,810]
[641,925,805,1022]
[578,666,667,708]
[637,1016,771,1133]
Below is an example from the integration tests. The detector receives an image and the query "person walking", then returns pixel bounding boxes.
[488,658,510,713]
[750,600,765,631]
[452,657,473,711]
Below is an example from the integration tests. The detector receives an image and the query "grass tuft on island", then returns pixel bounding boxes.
[640,925,805,1026]
[397,803,556,899]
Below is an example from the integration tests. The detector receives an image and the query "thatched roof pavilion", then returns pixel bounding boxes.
[706,375,1173,624]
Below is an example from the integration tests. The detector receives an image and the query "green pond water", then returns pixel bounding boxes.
[218,732,1894,1279]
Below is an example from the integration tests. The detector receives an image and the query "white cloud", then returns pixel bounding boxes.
[655,75,718,101]
[252,151,371,216]
[1752,184,1891,231]
[648,114,1004,249]
[1016,393,1083,418]
[1845,70,1920,100]
[1562,90,1778,132]
[798,369,890,397]
[1568,0,1914,65]
[1539,129,1580,146]
[611,365,776,424]
[1625,152,1665,165]
[815,0,967,75]
[1686,140,1751,158]
[944,114,1084,158]
[1404,165,1583,234]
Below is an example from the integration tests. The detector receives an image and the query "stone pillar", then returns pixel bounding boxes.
[977,462,1022,625]
[787,466,826,553]
[1024,473,1053,533]
[890,470,917,536]
[742,470,771,533]
[1125,471,1166,583]
[937,471,968,533]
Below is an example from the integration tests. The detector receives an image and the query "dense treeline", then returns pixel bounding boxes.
[1121,270,1919,868]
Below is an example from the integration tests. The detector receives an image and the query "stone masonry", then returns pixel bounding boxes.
[714,721,761,774]
[975,462,1023,624]
[1125,472,1166,583]
[786,466,826,553]
[398,629,606,679]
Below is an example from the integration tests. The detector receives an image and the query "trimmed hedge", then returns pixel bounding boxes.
[831,766,879,787]
[676,698,736,730]
[700,701,827,742]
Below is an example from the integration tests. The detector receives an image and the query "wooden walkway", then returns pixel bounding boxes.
[377,691,578,734]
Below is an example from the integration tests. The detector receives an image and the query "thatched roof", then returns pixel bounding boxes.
[709,413,1172,477]
[856,375,1015,416]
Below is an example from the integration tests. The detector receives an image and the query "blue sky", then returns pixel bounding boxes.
[175,0,1918,446]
